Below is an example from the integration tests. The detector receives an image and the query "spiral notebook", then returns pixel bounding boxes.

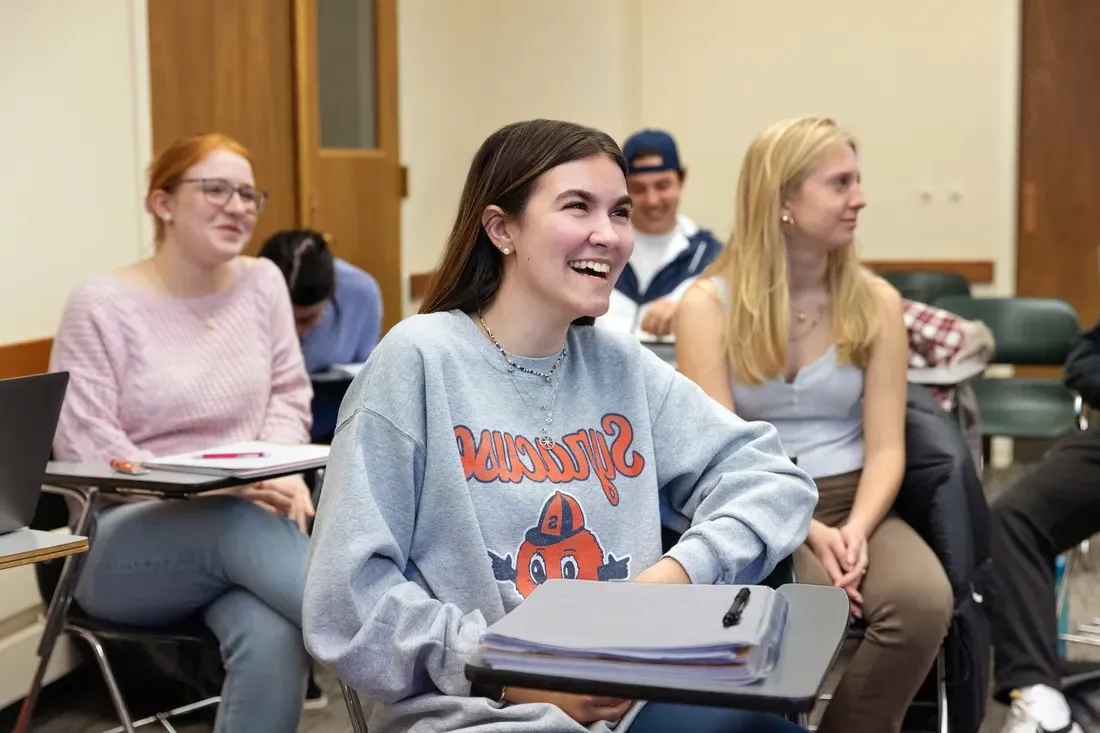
[477,580,788,686]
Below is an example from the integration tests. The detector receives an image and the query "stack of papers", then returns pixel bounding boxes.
[142,441,330,479]
[478,580,787,686]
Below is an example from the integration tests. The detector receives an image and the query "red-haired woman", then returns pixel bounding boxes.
[50,133,321,732]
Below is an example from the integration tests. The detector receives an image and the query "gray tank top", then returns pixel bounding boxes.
[711,278,865,479]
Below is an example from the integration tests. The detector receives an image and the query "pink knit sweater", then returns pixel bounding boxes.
[50,258,313,464]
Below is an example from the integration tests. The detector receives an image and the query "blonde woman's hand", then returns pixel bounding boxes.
[808,522,864,618]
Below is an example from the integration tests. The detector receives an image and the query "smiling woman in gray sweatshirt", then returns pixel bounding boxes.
[303,120,817,733]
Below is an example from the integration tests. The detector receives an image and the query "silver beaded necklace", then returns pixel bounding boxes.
[478,309,566,448]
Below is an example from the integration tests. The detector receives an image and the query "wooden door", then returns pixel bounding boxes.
[294,0,403,332]
[1017,0,1100,327]
[147,0,299,250]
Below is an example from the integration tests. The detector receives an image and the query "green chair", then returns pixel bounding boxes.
[879,270,971,305]
[932,296,1081,444]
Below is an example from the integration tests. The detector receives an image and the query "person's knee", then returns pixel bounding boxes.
[991,493,1048,555]
[211,495,306,556]
[213,592,308,676]
[873,569,954,651]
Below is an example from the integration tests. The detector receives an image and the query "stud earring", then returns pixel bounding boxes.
[502,248,511,255]
[781,213,793,225]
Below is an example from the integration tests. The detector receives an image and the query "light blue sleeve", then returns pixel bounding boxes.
[643,352,817,584]
[303,335,486,702]
[352,271,383,362]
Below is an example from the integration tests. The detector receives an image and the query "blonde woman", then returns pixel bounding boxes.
[675,117,953,733]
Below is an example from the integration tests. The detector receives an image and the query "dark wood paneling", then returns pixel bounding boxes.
[1016,0,1100,325]
[294,0,403,332]
[864,260,994,285]
[148,0,299,251]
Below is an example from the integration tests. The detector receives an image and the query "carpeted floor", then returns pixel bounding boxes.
[4,457,1097,733]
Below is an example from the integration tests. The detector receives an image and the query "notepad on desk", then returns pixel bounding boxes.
[142,441,330,479]
[477,580,788,686]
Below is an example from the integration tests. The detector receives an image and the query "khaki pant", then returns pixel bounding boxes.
[793,470,953,733]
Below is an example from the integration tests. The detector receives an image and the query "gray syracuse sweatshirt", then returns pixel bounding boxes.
[304,309,817,733]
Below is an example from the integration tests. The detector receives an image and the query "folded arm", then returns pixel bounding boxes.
[646,352,817,585]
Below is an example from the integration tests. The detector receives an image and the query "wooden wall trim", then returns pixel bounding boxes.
[864,259,994,284]
[0,338,53,380]
[409,271,434,301]
[409,259,995,300]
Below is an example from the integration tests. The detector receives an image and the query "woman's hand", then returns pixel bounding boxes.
[807,521,864,618]
[258,474,315,532]
[221,475,315,532]
[504,688,633,724]
[836,522,869,586]
[634,557,691,584]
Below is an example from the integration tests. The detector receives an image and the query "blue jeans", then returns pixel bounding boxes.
[628,702,804,732]
[74,496,310,733]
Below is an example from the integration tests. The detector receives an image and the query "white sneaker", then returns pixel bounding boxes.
[1002,694,1082,733]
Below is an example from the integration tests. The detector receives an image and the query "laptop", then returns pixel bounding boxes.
[0,372,69,534]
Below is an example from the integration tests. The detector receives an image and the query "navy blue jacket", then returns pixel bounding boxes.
[614,228,723,306]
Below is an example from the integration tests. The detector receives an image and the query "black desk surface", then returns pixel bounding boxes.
[43,460,326,497]
[466,583,849,714]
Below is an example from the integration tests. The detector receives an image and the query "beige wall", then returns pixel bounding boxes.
[1,0,1021,333]
[399,0,1021,313]
[398,0,638,309]
[0,0,153,343]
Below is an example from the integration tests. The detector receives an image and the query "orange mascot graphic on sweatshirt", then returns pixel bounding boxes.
[488,490,630,598]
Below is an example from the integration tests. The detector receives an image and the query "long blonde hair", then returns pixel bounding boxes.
[707,116,878,385]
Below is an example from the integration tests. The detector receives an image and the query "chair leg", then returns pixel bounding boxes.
[99,695,222,733]
[68,627,137,733]
[12,635,55,733]
[340,680,370,733]
[937,648,949,733]
[13,485,99,733]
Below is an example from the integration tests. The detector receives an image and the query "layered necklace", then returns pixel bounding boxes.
[789,302,828,342]
[478,309,566,448]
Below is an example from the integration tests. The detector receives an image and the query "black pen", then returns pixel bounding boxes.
[722,587,751,627]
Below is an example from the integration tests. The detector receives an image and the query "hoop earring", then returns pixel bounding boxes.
[502,248,511,255]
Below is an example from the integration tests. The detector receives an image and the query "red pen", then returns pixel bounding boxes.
[199,451,269,459]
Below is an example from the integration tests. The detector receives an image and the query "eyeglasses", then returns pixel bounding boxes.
[177,178,268,213]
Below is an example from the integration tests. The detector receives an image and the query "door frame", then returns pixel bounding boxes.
[292,0,402,330]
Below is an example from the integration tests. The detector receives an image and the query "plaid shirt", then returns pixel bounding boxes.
[904,299,967,410]
[904,299,965,369]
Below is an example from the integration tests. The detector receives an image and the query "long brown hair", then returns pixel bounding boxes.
[419,119,626,325]
[706,116,878,384]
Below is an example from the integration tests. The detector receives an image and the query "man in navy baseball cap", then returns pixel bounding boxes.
[600,129,722,338]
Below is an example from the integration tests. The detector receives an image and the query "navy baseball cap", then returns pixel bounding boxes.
[622,129,682,175]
